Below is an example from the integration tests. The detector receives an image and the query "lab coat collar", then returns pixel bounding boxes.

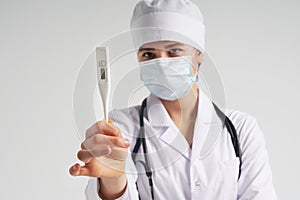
[145,93,172,127]
[144,89,222,161]
[146,89,218,127]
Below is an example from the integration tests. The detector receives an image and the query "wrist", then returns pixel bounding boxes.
[98,174,127,199]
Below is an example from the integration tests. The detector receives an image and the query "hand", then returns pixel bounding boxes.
[69,120,130,178]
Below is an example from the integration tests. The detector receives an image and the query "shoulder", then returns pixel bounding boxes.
[109,105,141,122]
[223,108,266,152]
[224,108,258,132]
[108,105,141,138]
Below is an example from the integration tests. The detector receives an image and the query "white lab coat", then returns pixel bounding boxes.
[85,89,277,200]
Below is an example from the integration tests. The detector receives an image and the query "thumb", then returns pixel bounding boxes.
[69,163,90,177]
[108,119,114,125]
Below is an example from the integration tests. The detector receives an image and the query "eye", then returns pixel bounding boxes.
[142,52,155,58]
[169,48,182,55]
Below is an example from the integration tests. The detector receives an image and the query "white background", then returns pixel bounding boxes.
[0,0,299,199]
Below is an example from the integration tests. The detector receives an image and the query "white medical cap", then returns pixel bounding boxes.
[130,0,205,52]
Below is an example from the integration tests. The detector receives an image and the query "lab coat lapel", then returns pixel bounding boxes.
[191,89,223,163]
[145,94,191,159]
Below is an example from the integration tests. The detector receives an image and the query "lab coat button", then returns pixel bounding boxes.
[195,181,201,187]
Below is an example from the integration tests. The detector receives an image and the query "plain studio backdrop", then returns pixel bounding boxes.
[0,0,299,199]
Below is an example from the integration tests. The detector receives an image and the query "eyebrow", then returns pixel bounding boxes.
[138,47,155,51]
[164,43,185,49]
[138,43,185,51]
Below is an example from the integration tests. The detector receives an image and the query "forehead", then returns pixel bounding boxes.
[139,40,188,49]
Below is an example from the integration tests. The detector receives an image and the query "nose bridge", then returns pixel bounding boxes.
[156,49,169,58]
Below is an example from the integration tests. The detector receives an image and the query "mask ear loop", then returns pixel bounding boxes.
[191,48,202,82]
[196,64,201,82]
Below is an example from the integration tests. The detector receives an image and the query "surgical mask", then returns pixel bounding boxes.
[139,56,196,101]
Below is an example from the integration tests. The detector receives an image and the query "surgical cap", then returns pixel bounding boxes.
[130,0,205,52]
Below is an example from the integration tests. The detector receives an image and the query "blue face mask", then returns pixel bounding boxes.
[139,56,196,101]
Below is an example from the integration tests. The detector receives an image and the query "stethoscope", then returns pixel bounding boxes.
[131,97,242,200]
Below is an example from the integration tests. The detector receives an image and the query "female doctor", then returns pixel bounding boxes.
[69,0,277,199]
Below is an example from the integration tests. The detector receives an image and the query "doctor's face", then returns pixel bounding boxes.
[137,41,203,74]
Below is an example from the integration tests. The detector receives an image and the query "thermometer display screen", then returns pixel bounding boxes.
[100,68,106,80]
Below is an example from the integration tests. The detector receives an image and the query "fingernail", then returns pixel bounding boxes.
[123,140,130,147]
[72,164,78,171]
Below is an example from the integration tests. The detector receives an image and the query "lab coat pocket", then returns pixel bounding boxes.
[219,157,239,199]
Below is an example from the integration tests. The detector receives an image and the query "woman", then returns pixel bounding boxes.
[70,0,277,199]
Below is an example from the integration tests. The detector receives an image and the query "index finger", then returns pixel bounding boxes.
[85,120,121,139]
[81,134,130,150]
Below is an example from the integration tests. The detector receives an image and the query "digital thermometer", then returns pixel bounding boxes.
[96,46,111,122]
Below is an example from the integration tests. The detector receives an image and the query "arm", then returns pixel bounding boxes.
[237,116,277,200]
